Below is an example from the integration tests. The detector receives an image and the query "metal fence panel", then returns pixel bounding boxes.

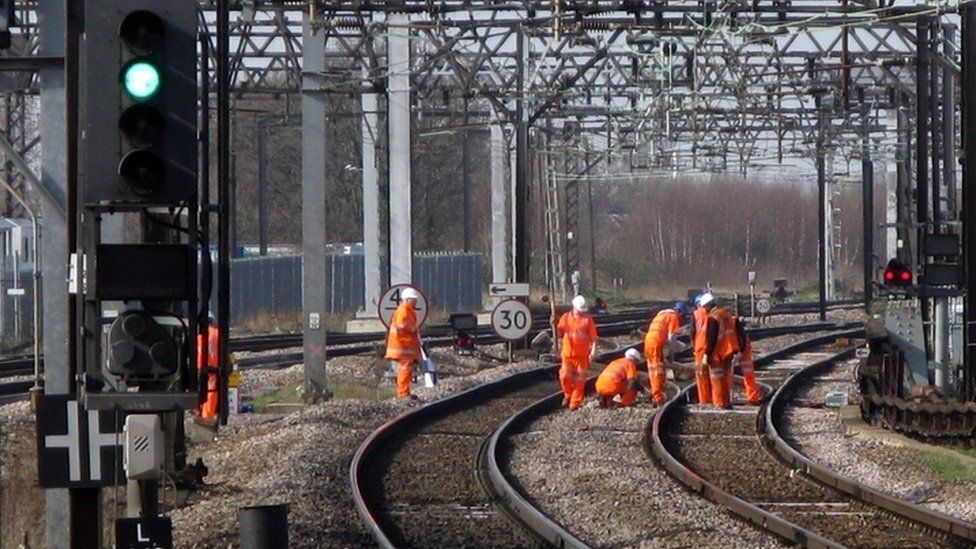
[215,253,483,325]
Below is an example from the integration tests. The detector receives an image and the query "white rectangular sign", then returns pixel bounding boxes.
[6,288,24,296]
[488,283,530,297]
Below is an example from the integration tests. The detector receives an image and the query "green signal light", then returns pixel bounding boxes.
[122,60,161,100]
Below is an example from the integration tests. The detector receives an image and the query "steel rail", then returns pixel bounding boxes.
[349,365,557,548]
[349,323,863,546]
[647,330,863,548]
[764,349,976,543]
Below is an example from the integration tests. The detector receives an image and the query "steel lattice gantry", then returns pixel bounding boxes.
[0,1,966,393]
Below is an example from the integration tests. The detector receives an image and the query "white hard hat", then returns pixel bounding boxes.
[624,348,641,362]
[699,293,715,307]
[572,295,586,311]
[401,288,420,301]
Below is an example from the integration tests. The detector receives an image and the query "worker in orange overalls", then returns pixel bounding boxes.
[691,294,711,405]
[196,315,220,420]
[732,315,762,405]
[702,293,738,409]
[556,295,598,410]
[384,287,422,399]
[643,302,689,405]
[595,348,643,408]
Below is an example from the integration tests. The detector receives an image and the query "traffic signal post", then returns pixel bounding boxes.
[62,1,200,545]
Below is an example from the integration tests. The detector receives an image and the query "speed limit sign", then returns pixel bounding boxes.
[491,299,532,340]
[755,298,772,315]
[378,284,428,328]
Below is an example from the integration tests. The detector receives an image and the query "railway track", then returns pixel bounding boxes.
[651,331,976,548]
[350,323,863,547]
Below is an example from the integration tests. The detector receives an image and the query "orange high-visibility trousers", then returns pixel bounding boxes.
[646,358,666,405]
[202,368,218,419]
[694,355,711,405]
[739,345,761,404]
[595,376,637,407]
[394,360,414,397]
[644,338,667,404]
[708,357,732,408]
[559,357,589,409]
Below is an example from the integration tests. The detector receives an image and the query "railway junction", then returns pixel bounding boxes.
[0,0,973,547]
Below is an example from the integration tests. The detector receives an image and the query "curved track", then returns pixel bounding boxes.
[650,331,976,548]
[351,323,862,547]
[350,366,557,548]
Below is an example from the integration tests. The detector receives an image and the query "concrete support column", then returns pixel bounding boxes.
[301,12,328,401]
[490,124,507,287]
[387,13,412,285]
[361,88,381,315]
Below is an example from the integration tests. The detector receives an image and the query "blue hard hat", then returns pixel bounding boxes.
[674,301,690,316]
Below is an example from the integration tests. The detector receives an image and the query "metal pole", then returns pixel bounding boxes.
[462,100,470,252]
[66,0,101,543]
[861,91,874,310]
[816,94,827,322]
[515,26,529,285]
[943,25,957,215]
[217,0,231,424]
[916,18,929,263]
[258,119,268,256]
[199,31,211,321]
[935,298,948,389]
[961,4,976,401]
[818,152,826,321]
[587,178,597,295]
[930,24,941,233]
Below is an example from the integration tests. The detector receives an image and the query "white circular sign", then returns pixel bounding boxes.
[755,298,772,315]
[378,284,428,328]
[491,299,532,340]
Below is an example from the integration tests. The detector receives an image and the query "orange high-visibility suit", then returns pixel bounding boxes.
[196,324,220,419]
[385,301,420,397]
[704,307,738,409]
[692,306,711,405]
[643,309,681,405]
[733,317,761,405]
[595,357,638,407]
[556,310,598,410]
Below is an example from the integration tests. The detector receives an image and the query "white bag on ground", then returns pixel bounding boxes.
[421,346,437,387]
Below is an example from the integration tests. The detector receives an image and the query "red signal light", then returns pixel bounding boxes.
[883,259,912,287]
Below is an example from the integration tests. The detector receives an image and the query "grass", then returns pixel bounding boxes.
[921,451,976,483]
[248,378,394,413]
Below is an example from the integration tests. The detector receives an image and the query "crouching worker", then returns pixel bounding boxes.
[595,349,643,408]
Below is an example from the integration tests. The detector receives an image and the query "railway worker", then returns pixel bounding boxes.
[385,288,422,399]
[701,294,739,409]
[691,294,711,406]
[196,314,220,420]
[732,316,762,405]
[643,302,689,405]
[595,348,643,408]
[556,295,599,410]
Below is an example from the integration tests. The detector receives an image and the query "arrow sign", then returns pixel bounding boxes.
[488,283,529,298]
